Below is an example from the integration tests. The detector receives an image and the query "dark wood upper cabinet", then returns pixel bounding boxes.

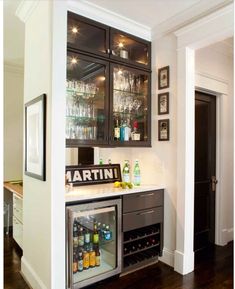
[66,12,151,147]
[67,12,109,58]
[110,28,151,69]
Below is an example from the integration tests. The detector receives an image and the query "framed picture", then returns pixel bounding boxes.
[158,66,170,89]
[25,94,46,181]
[158,92,169,115]
[158,119,170,141]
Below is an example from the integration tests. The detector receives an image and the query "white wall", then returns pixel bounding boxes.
[99,34,178,266]
[22,2,52,289]
[4,64,24,181]
[195,44,234,243]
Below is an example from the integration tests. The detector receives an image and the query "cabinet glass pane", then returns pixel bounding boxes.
[67,15,107,55]
[71,206,117,285]
[66,53,107,142]
[111,32,149,66]
[112,66,149,142]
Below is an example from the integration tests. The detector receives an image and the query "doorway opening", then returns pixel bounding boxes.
[194,91,217,263]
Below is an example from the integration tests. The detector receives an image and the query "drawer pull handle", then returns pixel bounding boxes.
[137,210,154,216]
[138,193,154,198]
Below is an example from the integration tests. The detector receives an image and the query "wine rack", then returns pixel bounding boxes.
[123,224,161,271]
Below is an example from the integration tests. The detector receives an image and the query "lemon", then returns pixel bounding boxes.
[114,181,121,188]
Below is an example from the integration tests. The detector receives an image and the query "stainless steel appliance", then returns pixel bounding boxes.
[66,199,122,289]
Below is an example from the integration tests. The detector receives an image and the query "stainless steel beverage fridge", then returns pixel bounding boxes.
[66,199,122,289]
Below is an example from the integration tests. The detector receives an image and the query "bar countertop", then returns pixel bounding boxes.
[4,181,23,198]
[65,183,164,203]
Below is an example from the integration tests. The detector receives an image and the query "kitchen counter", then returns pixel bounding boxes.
[65,183,164,203]
[4,181,23,198]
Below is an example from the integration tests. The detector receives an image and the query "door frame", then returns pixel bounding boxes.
[174,4,233,275]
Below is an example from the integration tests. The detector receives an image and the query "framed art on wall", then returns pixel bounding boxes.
[158,92,169,115]
[158,119,169,141]
[25,94,46,181]
[158,66,170,89]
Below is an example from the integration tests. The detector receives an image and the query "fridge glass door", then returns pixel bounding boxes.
[68,201,120,288]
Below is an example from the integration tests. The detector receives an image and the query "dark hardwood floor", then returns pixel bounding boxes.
[4,233,233,289]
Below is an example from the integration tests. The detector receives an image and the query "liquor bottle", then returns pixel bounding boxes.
[93,223,99,244]
[103,225,112,241]
[120,120,125,142]
[124,119,131,141]
[78,251,83,272]
[84,228,90,244]
[122,160,130,182]
[73,250,78,274]
[97,222,102,240]
[95,247,101,266]
[133,160,141,186]
[114,118,120,140]
[73,221,78,247]
[89,244,96,268]
[99,158,103,165]
[131,120,140,141]
[83,250,89,270]
[78,227,84,247]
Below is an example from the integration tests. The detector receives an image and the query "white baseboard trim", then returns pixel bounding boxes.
[21,256,48,289]
[226,228,234,242]
[174,250,194,275]
[159,247,174,267]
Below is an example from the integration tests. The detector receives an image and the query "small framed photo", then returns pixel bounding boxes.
[158,119,170,141]
[158,66,170,89]
[158,92,169,115]
[25,94,46,181]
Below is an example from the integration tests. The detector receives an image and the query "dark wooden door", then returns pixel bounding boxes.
[194,91,216,254]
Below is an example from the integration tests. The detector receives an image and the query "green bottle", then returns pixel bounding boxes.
[122,160,130,182]
[133,160,141,186]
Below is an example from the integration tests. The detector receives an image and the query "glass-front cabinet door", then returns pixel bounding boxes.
[110,29,151,69]
[67,12,109,58]
[66,52,109,146]
[110,64,151,146]
[67,199,122,289]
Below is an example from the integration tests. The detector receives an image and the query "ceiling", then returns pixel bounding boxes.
[3,0,233,67]
[83,0,201,29]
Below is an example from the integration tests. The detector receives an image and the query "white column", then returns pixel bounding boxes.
[174,47,195,275]
[51,1,67,289]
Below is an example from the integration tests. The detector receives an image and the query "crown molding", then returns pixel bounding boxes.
[174,3,233,38]
[15,0,40,23]
[67,0,151,41]
[152,0,233,40]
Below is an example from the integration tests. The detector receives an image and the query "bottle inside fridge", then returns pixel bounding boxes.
[67,199,121,289]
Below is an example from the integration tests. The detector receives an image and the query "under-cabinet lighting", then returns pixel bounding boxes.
[99,76,106,81]
[117,69,123,75]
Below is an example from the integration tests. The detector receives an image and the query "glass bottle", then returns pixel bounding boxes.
[131,120,140,141]
[89,244,96,268]
[104,225,112,241]
[93,223,99,244]
[124,119,131,141]
[133,160,141,186]
[78,227,85,247]
[95,246,101,267]
[122,160,130,183]
[120,120,125,142]
[78,251,83,272]
[114,118,120,140]
[73,221,78,247]
[84,228,90,244]
[83,250,89,270]
[73,250,78,274]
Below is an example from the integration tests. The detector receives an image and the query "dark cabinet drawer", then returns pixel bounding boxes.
[123,206,163,232]
[123,190,163,213]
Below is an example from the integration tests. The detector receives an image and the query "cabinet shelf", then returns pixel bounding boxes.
[123,242,160,257]
[124,230,160,244]
[113,88,145,97]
